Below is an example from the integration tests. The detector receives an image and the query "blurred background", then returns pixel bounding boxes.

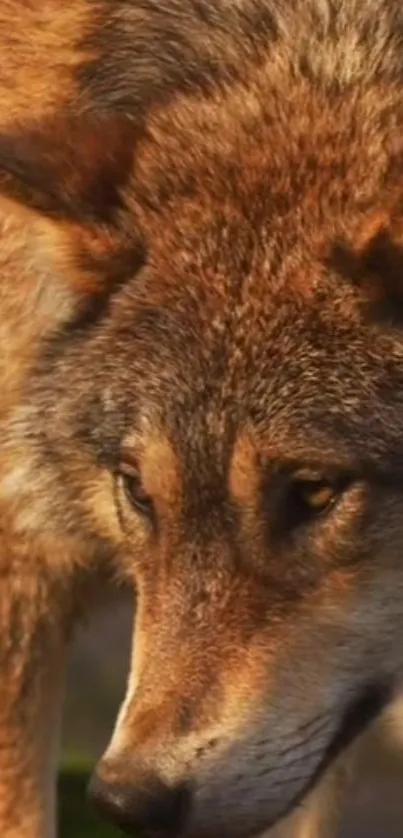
[60,594,132,838]
[60,596,403,838]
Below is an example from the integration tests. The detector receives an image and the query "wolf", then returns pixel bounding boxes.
[0,1,402,837]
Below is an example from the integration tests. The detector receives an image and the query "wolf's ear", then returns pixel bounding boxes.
[0,113,145,300]
[331,209,403,315]
[352,212,403,306]
[0,113,137,222]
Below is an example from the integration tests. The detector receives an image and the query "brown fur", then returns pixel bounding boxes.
[0,1,402,837]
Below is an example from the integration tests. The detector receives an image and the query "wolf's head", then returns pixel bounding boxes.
[0,1,403,837]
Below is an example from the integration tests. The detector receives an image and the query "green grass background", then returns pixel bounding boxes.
[59,767,120,838]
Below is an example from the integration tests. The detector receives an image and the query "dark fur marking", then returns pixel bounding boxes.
[78,0,279,114]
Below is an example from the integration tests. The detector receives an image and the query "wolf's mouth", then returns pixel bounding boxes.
[278,680,393,825]
[323,681,392,768]
[180,682,394,838]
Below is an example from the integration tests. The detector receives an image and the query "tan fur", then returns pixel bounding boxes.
[0,1,94,124]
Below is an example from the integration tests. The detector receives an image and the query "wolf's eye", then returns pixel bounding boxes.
[289,471,348,521]
[120,462,154,518]
[295,480,336,511]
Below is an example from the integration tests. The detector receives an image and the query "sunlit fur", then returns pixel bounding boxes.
[0,2,402,837]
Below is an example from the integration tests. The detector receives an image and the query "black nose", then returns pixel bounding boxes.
[88,766,190,837]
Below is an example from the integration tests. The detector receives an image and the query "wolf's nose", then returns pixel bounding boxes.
[88,764,190,837]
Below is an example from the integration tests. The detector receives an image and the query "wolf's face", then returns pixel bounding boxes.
[0,2,402,835]
[10,161,403,838]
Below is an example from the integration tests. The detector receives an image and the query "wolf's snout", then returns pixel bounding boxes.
[88,761,191,837]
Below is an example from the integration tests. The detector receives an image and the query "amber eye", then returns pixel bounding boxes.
[120,462,154,518]
[297,480,337,511]
[290,472,347,520]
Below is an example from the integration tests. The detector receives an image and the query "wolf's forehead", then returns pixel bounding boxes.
[116,295,338,426]
[100,276,396,478]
